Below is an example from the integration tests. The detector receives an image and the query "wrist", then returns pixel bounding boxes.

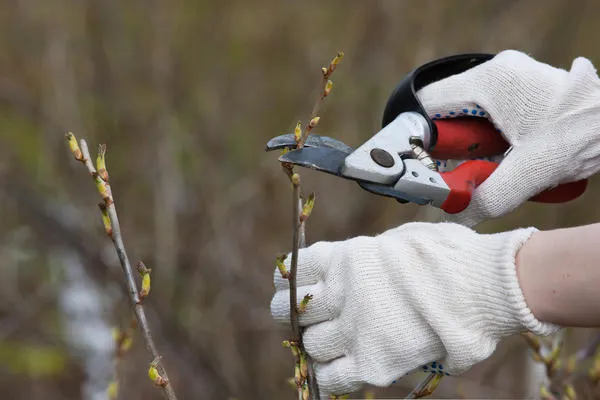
[516,223,600,327]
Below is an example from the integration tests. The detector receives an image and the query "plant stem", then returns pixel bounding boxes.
[288,178,320,400]
[290,180,301,339]
[406,373,438,399]
[69,136,178,400]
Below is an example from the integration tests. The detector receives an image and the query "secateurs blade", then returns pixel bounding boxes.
[266,53,588,213]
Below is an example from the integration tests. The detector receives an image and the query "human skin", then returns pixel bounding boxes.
[516,223,600,327]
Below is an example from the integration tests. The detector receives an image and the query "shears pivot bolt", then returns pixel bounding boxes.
[370,148,395,168]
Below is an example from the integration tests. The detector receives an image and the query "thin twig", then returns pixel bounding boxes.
[108,319,135,400]
[290,176,301,339]
[289,175,316,400]
[575,332,600,362]
[298,197,306,248]
[298,197,320,399]
[405,371,444,399]
[282,51,345,400]
[405,373,435,399]
[297,51,343,149]
[407,372,442,399]
[66,133,178,400]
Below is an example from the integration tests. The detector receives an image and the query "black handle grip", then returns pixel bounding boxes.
[381,53,495,150]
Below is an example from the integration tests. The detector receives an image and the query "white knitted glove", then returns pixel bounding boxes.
[416,50,600,227]
[270,222,559,397]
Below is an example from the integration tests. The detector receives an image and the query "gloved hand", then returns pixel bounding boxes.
[416,49,600,227]
[270,222,559,397]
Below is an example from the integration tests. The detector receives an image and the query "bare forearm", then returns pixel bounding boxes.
[517,223,600,327]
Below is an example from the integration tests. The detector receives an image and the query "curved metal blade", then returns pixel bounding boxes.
[357,181,429,205]
[265,133,354,154]
[278,147,351,178]
[279,147,430,205]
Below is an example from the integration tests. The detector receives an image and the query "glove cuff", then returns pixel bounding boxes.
[466,226,561,338]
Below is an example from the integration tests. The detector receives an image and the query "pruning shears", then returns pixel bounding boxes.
[266,53,588,213]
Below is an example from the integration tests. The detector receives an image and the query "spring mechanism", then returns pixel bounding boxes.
[409,137,437,171]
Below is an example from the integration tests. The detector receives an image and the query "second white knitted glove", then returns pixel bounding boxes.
[416,50,600,227]
[271,222,559,397]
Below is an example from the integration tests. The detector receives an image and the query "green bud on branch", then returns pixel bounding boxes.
[300,193,315,223]
[302,382,309,400]
[96,144,109,182]
[65,132,83,161]
[287,377,296,390]
[95,175,111,204]
[294,121,302,144]
[294,363,302,387]
[136,261,152,301]
[306,116,320,136]
[276,254,290,279]
[323,80,333,98]
[291,173,301,187]
[148,358,168,388]
[298,294,313,313]
[564,384,576,400]
[282,340,300,358]
[140,273,151,300]
[98,203,113,237]
[540,384,556,400]
[137,261,152,276]
[323,51,344,79]
[300,351,308,379]
[107,381,118,400]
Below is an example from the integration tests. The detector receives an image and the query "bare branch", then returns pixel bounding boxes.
[65,133,178,400]
[282,51,346,400]
[297,51,343,148]
[289,173,301,339]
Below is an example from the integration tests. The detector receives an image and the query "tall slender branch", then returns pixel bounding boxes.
[65,133,178,400]
[289,176,302,339]
[279,51,344,400]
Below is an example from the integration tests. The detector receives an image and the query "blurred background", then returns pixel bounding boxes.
[1,0,600,398]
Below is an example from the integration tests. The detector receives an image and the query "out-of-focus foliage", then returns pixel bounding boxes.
[1,0,600,398]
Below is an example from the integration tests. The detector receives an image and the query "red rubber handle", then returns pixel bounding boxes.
[428,117,587,212]
[439,160,588,214]
[431,117,509,159]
